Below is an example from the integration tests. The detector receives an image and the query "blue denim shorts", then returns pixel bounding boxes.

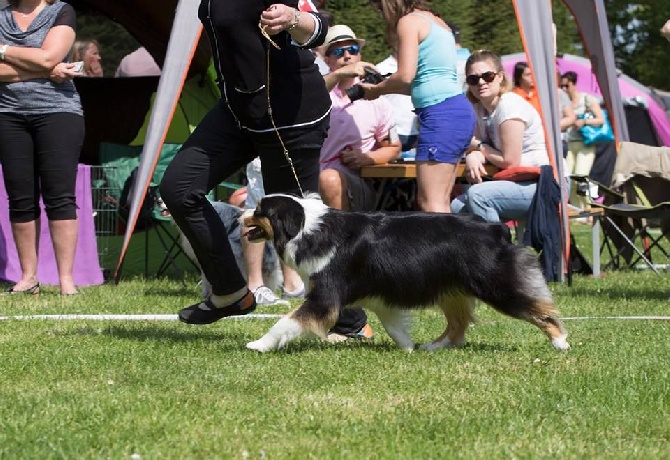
[415,93,475,164]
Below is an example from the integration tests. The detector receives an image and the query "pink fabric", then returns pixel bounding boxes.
[320,85,395,172]
[502,53,670,147]
[0,164,104,286]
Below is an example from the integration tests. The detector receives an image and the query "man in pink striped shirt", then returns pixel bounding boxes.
[318,25,401,211]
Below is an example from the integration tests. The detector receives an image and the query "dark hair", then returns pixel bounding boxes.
[513,61,528,87]
[319,9,335,27]
[561,70,578,84]
[445,21,461,44]
[8,0,58,5]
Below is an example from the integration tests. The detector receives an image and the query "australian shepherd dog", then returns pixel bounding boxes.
[242,194,570,353]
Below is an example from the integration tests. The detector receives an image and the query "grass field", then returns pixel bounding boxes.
[0,225,668,459]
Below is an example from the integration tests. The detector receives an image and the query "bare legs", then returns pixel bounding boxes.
[9,220,40,292]
[49,219,79,295]
[11,218,78,295]
[416,162,458,213]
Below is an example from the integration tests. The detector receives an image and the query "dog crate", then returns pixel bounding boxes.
[90,165,121,280]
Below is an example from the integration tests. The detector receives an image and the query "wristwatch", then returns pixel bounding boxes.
[0,44,7,61]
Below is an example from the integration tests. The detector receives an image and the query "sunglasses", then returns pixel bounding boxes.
[560,83,570,89]
[327,44,360,58]
[465,71,498,86]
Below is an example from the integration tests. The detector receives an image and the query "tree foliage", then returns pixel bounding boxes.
[68,0,669,89]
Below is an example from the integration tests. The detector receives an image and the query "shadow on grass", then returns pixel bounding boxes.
[567,284,669,301]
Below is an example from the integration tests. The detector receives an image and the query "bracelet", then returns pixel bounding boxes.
[287,9,301,32]
[0,44,7,61]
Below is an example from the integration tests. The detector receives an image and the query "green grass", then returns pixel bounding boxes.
[0,225,669,459]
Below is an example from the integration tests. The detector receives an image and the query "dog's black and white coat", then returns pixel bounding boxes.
[243,194,569,352]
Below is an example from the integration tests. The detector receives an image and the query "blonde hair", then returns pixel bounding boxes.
[464,49,512,104]
[70,40,100,62]
[376,0,432,50]
[7,0,58,5]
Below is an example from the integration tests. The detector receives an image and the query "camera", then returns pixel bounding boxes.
[346,67,386,102]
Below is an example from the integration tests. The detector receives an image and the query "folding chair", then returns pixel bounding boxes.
[577,142,670,273]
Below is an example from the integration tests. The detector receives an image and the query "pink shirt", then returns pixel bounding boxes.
[320,84,395,172]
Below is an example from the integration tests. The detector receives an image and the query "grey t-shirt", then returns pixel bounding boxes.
[0,2,82,116]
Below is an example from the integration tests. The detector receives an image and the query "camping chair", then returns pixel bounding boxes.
[575,142,670,273]
[98,142,199,281]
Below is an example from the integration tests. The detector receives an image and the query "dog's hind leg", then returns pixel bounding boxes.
[246,300,339,352]
[479,263,570,351]
[373,306,414,352]
[419,295,475,351]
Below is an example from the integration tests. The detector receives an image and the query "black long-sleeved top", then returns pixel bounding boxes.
[199,0,331,133]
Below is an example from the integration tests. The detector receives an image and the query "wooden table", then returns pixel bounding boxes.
[360,162,499,179]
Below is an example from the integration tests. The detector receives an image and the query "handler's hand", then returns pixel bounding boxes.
[336,62,378,80]
[465,151,487,184]
[260,4,297,35]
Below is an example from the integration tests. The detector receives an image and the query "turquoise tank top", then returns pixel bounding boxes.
[410,13,461,109]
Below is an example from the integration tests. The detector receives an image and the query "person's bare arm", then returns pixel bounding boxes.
[340,137,402,170]
[479,119,525,169]
[362,15,420,99]
[2,25,75,72]
[323,61,378,92]
[661,19,670,42]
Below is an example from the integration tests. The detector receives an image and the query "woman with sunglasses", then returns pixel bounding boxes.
[450,50,551,223]
[361,0,475,213]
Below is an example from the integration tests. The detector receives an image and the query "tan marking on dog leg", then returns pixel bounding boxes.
[522,300,570,351]
[419,295,475,351]
[293,307,340,341]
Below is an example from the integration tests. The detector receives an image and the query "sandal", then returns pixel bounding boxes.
[178,290,256,325]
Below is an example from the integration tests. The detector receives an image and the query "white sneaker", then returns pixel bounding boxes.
[253,285,290,307]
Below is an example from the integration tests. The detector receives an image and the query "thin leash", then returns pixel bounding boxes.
[259,23,305,198]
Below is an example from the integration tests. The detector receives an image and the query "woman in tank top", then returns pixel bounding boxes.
[0,0,84,295]
[362,0,475,213]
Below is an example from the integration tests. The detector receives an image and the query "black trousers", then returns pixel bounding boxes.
[0,112,84,222]
[160,102,367,333]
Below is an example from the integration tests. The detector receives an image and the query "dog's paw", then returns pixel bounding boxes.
[246,338,277,353]
[418,338,462,351]
[551,335,570,351]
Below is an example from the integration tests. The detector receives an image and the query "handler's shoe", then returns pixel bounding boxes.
[178,290,256,325]
[325,323,375,343]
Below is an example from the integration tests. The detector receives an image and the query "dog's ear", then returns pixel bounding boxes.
[262,196,305,249]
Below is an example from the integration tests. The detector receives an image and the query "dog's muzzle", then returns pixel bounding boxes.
[243,215,274,242]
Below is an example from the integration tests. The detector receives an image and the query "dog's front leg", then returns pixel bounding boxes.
[246,313,307,352]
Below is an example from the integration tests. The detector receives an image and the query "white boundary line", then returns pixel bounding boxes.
[563,316,670,321]
[0,314,669,321]
[0,314,283,321]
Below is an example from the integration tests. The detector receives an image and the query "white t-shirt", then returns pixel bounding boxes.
[474,92,549,167]
[375,55,419,137]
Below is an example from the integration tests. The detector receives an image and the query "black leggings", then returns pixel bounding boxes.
[0,112,84,223]
[160,102,327,295]
[160,103,366,332]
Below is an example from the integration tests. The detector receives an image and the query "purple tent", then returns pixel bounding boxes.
[503,52,670,147]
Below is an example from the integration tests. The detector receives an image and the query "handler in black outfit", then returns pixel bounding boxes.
[161,0,367,335]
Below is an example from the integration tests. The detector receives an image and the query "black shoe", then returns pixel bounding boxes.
[178,291,256,325]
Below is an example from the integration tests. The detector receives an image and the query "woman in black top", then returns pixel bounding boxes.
[163,1,367,335]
